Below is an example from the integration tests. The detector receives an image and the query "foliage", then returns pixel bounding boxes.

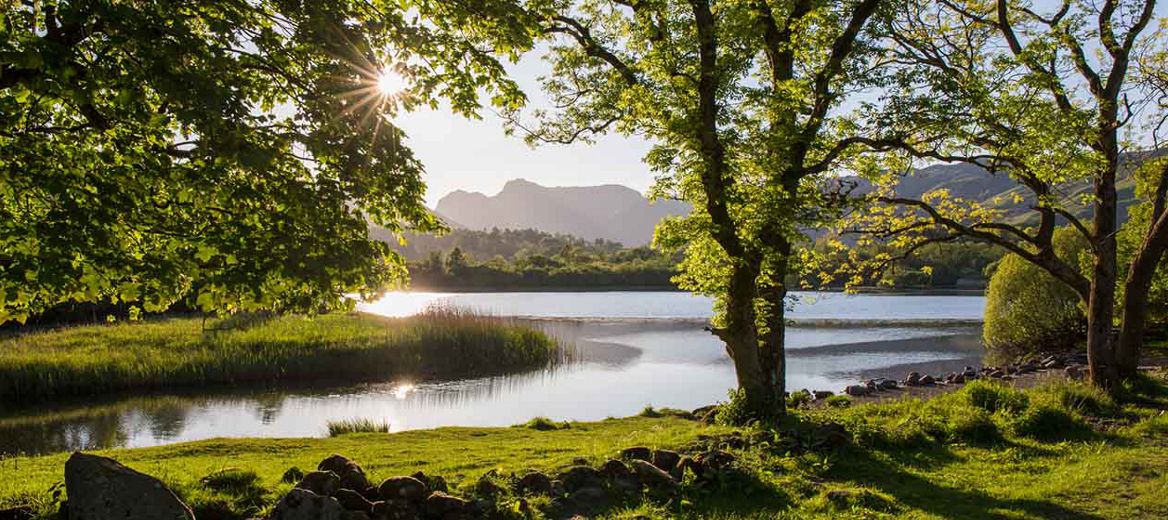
[515,0,891,420]
[0,0,533,323]
[327,419,390,437]
[407,242,677,289]
[0,310,558,404]
[983,228,1089,358]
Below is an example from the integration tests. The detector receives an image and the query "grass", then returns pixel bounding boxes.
[2,373,1166,519]
[327,419,390,437]
[0,308,559,405]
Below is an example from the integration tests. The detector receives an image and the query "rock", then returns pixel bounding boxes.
[270,488,345,520]
[952,373,966,384]
[692,450,736,480]
[571,457,589,466]
[334,489,373,513]
[360,486,381,502]
[64,452,195,520]
[282,467,306,484]
[651,449,681,473]
[319,455,370,491]
[560,486,613,518]
[619,446,652,461]
[599,459,632,478]
[877,379,898,390]
[411,471,448,493]
[905,371,921,386]
[422,491,470,519]
[371,500,417,520]
[813,390,834,400]
[629,460,677,492]
[692,405,717,418]
[919,374,936,385]
[517,471,554,496]
[671,456,695,481]
[1065,365,1084,379]
[297,471,340,497]
[379,476,427,503]
[557,466,605,492]
[844,384,871,396]
[989,370,1005,379]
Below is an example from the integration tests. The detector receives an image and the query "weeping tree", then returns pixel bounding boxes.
[0,0,532,323]
[507,0,887,420]
[840,0,1165,387]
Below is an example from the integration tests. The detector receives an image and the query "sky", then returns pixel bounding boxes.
[393,55,654,208]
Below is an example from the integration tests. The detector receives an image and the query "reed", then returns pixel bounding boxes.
[0,309,558,405]
[327,419,391,436]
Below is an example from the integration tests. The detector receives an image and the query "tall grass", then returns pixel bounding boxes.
[327,418,390,436]
[0,309,559,404]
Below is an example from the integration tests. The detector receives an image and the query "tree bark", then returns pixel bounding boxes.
[1086,133,1121,388]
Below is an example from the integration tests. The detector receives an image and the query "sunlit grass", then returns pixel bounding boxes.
[0,309,559,404]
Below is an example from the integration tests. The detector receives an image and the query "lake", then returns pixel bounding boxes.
[0,291,985,455]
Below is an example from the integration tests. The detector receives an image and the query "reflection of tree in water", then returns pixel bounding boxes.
[251,393,287,425]
[0,407,129,455]
[141,400,195,440]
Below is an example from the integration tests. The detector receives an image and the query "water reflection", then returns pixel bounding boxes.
[1,318,984,456]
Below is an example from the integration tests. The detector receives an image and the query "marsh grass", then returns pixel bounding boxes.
[0,309,558,404]
[327,419,390,436]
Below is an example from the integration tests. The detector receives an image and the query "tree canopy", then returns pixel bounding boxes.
[0,0,531,323]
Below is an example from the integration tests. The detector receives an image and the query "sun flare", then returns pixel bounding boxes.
[377,70,407,96]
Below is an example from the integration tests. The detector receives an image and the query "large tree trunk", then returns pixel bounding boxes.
[1117,264,1154,378]
[718,259,786,420]
[1087,142,1121,388]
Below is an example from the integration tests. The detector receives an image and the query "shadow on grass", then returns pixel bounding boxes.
[826,446,1104,520]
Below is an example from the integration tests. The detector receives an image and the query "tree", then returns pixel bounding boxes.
[511,0,887,420]
[843,0,1164,386]
[984,227,1088,359]
[0,0,531,323]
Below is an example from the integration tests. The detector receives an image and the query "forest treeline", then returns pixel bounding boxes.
[382,227,1003,290]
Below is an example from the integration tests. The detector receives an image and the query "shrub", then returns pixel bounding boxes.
[327,419,390,436]
[199,469,262,494]
[715,388,756,426]
[824,395,851,408]
[787,390,813,409]
[983,227,1087,359]
[964,381,1029,415]
[521,417,570,431]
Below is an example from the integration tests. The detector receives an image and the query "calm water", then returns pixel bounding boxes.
[0,291,986,455]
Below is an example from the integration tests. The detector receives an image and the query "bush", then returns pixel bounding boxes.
[983,227,1087,359]
[787,390,813,409]
[521,417,570,431]
[715,388,756,426]
[964,381,1029,415]
[824,395,852,408]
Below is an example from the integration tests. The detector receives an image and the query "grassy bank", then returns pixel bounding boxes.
[1,373,1166,518]
[0,310,558,405]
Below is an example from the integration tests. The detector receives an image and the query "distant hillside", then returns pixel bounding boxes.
[379,227,629,261]
[433,179,690,246]
[863,149,1167,225]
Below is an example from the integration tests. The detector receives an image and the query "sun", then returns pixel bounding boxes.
[376,70,407,97]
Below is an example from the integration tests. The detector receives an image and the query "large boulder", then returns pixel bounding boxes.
[629,460,677,492]
[296,471,340,497]
[379,476,427,503]
[651,450,681,473]
[318,455,370,491]
[421,491,470,519]
[270,488,345,520]
[64,452,194,520]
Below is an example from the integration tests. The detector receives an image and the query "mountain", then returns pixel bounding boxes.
[853,149,1168,226]
[433,179,690,246]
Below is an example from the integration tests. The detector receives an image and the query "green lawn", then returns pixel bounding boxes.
[0,310,558,404]
[2,373,1166,519]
